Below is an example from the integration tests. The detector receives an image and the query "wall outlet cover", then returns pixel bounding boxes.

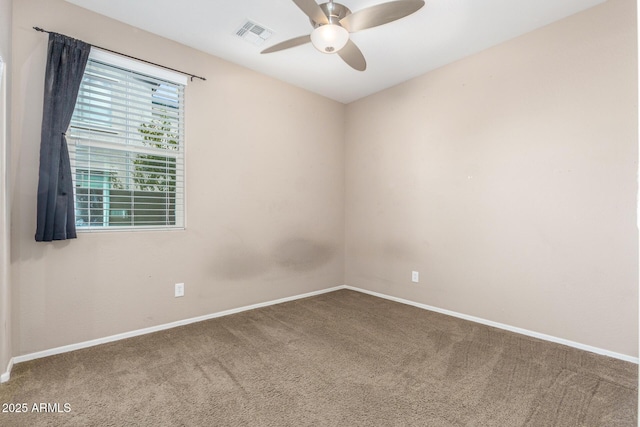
[411,271,419,283]
[175,283,185,297]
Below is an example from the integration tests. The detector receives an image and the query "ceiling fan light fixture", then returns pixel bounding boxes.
[310,24,349,54]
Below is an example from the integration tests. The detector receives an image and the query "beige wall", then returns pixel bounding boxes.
[345,0,638,357]
[7,0,637,361]
[0,0,12,377]
[10,0,345,355]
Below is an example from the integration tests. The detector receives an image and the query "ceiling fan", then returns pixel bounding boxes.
[261,0,425,71]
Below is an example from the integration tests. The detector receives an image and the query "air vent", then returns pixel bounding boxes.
[235,20,274,46]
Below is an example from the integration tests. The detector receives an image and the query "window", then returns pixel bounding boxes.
[67,50,186,231]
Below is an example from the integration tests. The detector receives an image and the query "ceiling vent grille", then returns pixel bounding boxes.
[235,20,273,46]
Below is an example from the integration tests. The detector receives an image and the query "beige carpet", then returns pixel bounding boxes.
[0,289,637,426]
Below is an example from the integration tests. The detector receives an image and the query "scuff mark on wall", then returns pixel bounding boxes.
[273,238,333,272]
[210,237,335,280]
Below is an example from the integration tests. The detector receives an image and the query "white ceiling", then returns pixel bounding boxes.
[66,0,605,104]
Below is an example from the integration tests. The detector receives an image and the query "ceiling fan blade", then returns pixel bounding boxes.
[292,0,329,25]
[261,35,311,54]
[338,39,366,71]
[339,0,425,33]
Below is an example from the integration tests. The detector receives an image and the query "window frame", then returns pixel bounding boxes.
[68,49,187,233]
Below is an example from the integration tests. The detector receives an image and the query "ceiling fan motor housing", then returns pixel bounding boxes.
[311,2,351,27]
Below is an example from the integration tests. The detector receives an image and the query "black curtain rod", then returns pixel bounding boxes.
[33,27,206,82]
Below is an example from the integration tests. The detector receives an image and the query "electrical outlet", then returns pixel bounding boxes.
[411,271,419,283]
[175,283,185,297]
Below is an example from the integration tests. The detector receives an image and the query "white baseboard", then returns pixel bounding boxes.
[3,283,636,383]
[1,357,13,383]
[344,285,639,364]
[11,286,344,367]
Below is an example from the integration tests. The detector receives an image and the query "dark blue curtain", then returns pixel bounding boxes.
[35,33,91,242]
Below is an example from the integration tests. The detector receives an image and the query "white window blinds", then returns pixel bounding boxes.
[68,50,185,230]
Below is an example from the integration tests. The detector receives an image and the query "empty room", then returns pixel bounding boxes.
[0,0,637,425]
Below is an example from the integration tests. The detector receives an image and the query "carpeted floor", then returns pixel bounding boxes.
[0,289,637,426]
